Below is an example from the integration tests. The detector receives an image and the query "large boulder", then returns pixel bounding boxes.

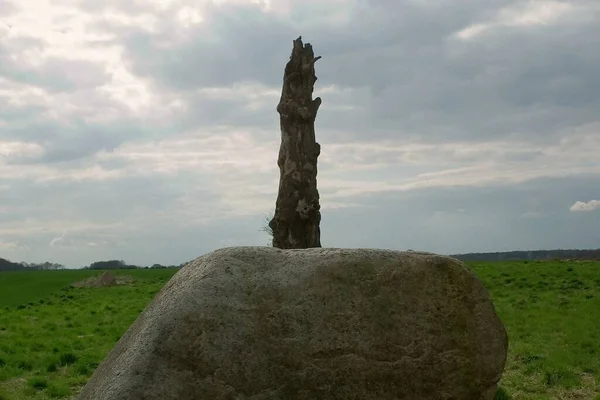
[77,247,507,400]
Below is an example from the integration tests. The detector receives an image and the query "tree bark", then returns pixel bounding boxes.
[269,36,322,249]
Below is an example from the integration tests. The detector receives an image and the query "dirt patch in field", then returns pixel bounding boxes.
[72,272,135,288]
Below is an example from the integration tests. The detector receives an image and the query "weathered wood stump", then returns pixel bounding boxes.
[269,36,322,249]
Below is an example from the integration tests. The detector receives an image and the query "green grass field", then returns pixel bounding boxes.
[0,261,599,400]
[0,269,177,400]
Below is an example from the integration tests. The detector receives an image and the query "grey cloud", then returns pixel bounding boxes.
[0,1,18,16]
[50,230,124,249]
[170,89,280,135]
[1,88,179,164]
[5,119,148,164]
[0,240,29,251]
[0,174,216,224]
[360,25,600,142]
[0,35,44,50]
[112,0,516,90]
[0,36,109,92]
[0,172,246,266]
[164,84,374,142]
[97,0,600,144]
[322,175,600,254]
[3,172,599,266]
[0,102,46,124]
[116,4,294,90]
[0,47,108,92]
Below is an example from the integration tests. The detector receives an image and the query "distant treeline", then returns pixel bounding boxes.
[452,249,600,261]
[85,260,183,270]
[0,257,184,271]
[0,258,65,271]
[3,248,600,271]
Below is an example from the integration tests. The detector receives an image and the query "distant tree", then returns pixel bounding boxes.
[452,248,600,262]
[0,258,26,271]
[0,258,64,271]
[88,260,140,270]
[31,261,64,270]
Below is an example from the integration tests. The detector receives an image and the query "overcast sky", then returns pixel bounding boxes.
[1,0,599,267]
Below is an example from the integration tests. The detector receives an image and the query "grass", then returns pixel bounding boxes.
[469,260,600,400]
[0,268,177,399]
[0,270,100,308]
[0,269,175,308]
[0,260,599,399]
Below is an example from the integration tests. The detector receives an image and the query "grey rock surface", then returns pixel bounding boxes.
[77,247,508,400]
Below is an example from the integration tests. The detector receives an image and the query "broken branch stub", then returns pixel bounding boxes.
[269,36,322,249]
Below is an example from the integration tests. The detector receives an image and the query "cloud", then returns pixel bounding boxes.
[50,230,125,249]
[0,240,29,251]
[0,1,19,17]
[455,1,577,40]
[570,200,600,212]
[75,0,598,147]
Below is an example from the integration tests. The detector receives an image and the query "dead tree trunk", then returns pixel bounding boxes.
[268,36,322,249]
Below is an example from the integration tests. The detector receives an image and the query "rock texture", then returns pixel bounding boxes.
[77,247,508,400]
[269,36,322,249]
